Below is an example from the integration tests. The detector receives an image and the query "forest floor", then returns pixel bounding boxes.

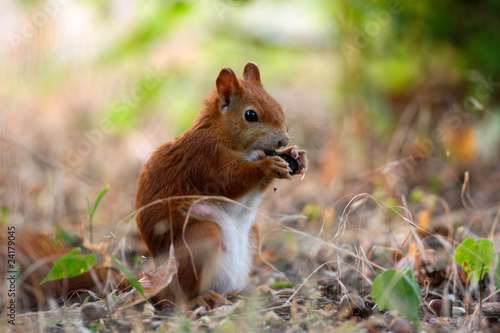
[6,158,500,333]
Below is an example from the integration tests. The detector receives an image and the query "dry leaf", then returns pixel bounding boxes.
[115,249,178,309]
[264,311,281,321]
[314,303,337,318]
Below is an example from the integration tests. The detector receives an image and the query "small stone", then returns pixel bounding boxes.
[445,294,456,303]
[338,294,368,319]
[81,302,107,322]
[452,306,466,316]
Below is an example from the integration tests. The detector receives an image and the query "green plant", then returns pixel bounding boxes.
[409,187,425,203]
[86,185,110,244]
[41,248,95,284]
[42,185,146,304]
[455,237,494,285]
[113,257,145,300]
[270,281,297,289]
[54,223,78,246]
[40,187,109,284]
[371,268,421,324]
[384,197,402,217]
[455,237,495,315]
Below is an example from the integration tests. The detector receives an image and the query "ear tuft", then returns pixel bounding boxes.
[216,68,239,109]
[243,62,262,86]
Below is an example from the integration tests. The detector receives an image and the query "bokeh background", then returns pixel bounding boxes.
[1,0,500,277]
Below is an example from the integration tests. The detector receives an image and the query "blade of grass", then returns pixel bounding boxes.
[87,185,110,244]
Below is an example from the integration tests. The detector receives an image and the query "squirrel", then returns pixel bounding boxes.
[0,231,129,311]
[135,62,307,308]
[0,62,307,312]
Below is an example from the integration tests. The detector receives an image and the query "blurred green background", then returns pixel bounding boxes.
[1,0,499,239]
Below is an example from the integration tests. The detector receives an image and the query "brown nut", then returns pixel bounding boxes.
[264,150,299,175]
[338,293,369,319]
[428,299,452,317]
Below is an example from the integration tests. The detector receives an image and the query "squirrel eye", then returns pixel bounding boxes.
[244,110,259,122]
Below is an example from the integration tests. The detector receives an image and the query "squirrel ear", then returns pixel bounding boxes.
[243,62,262,86]
[216,68,240,109]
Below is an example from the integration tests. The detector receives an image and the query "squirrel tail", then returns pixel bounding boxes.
[1,230,130,312]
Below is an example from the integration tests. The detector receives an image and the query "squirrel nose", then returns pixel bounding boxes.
[278,135,289,148]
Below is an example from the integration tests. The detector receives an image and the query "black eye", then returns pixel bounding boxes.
[244,110,259,122]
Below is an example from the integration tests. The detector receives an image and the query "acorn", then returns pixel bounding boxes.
[338,293,370,319]
[428,299,452,317]
[264,150,300,175]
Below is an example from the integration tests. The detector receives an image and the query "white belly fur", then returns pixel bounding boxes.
[205,188,261,294]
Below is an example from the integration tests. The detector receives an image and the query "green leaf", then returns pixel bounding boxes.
[455,237,494,285]
[371,268,421,323]
[385,198,401,217]
[54,223,78,246]
[270,281,297,289]
[41,248,96,284]
[113,257,146,301]
[427,175,443,194]
[86,185,110,244]
[88,185,110,221]
[409,187,425,202]
[302,202,322,221]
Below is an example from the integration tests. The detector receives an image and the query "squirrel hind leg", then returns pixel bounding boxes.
[189,203,221,222]
[153,220,223,309]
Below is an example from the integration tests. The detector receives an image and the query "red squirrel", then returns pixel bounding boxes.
[0,63,307,312]
[135,62,307,307]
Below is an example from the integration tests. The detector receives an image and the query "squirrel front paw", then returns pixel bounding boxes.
[268,155,293,180]
[278,146,308,178]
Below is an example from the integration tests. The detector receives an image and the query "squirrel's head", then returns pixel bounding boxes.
[212,62,289,156]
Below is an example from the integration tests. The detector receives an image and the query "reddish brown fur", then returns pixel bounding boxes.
[2,63,298,312]
[136,62,291,307]
[0,231,129,312]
